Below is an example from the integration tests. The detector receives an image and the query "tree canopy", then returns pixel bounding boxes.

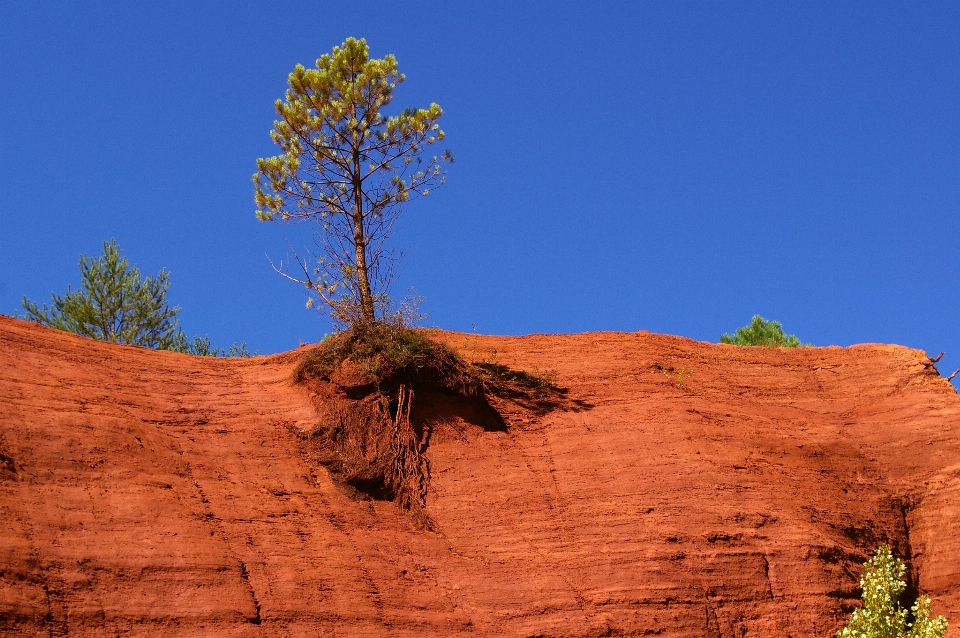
[720,315,805,347]
[22,238,182,349]
[254,37,453,327]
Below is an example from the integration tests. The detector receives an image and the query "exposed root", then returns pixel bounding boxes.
[290,324,589,528]
[390,384,428,517]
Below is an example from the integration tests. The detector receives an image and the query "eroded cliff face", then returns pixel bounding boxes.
[0,314,957,637]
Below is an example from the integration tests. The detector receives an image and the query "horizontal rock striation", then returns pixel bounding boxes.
[0,315,957,636]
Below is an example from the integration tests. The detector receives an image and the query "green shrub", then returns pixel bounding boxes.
[836,544,948,638]
[168,333,256,358]
[293,322,479,395]
[720,315,805,347]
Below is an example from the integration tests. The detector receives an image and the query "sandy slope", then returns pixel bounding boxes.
[0,314,958,637]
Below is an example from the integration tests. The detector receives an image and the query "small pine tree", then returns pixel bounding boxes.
[22,239,182,349]
[836,544,948,638]
[720,315,804,347]
[21,239,254,357]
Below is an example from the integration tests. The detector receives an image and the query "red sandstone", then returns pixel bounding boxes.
[1,314,958,636]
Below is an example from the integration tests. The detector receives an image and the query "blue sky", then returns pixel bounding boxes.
[1,2,958,384]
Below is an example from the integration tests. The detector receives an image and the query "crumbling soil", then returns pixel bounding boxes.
[0,314,958,637]
[289,333,585,526]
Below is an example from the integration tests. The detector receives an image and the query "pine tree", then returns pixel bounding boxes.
[720,315,804,347]
[22,239,182,349]
[254,37,453,327]
[22,239,256,357]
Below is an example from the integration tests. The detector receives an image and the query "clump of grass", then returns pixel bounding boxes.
[294,322,481,396]
[531,366,559,389]
[720,315,806,348]
[664,368,691,389]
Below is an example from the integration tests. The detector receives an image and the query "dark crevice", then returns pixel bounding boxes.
[762,554,774,600]
[704,603,722,638]
[0,452,17,480]
[238,561,261,625]
[898,498,919,610]
[345,476,393,501]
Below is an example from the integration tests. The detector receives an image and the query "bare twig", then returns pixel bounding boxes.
[265,253,305,285]
[947,368,960,382]
[930,351,944,363]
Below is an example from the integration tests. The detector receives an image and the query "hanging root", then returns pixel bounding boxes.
[390,384,431,528]
[292,325,489,529]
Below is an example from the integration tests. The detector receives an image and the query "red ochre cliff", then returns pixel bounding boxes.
[1,314,958,637]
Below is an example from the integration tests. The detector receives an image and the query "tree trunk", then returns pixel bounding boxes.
[352,149,375,324]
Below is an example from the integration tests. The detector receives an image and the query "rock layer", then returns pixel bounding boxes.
[0,315,957,637]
